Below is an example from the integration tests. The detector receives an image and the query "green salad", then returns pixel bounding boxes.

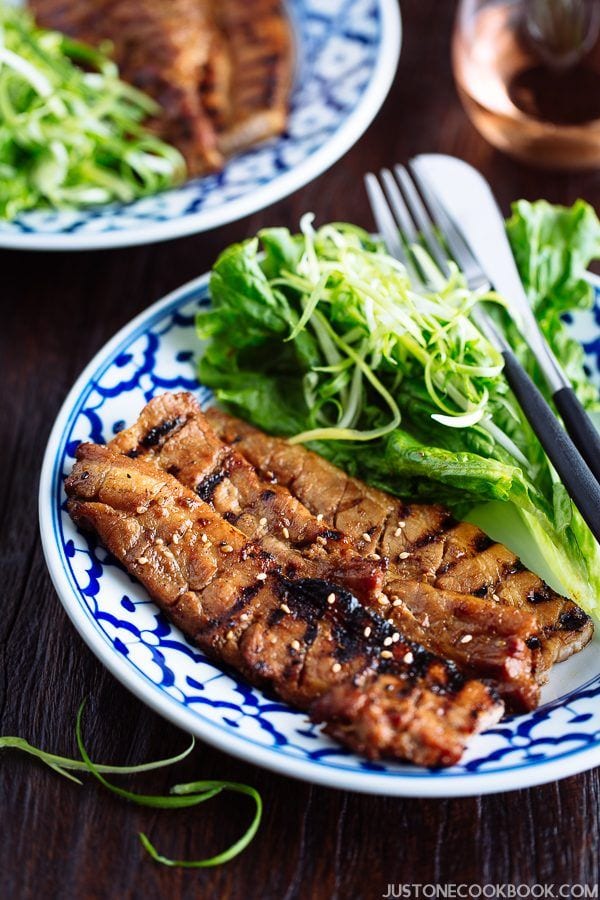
[196,200,600,615]
[0,4,185,218]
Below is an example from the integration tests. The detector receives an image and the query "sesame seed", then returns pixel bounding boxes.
[221,544,234,554]
[399,520,406,528]
[160,508,168,517]
[383,636,393,647]
[392,598,402,608]
[137,556,148,565]
[381,650,393,659]
[460,634,473,644]
[316,513,324,522]
[155,538,164,546]
[280,603,291,614]
[362,532,372,542]
[392,632,400,642]
[226,630,235,640]
[259,517,268,526]
[370,553,381,560]
[332,662,342,673]
[403,651,414,664]
[492,592,500,602]
[270,635,277,644]
[399,551,411,560]
[377,595,390,606]
[327,593,336,605]
[363,626,372,638]
[136,505,146,514]
[172,533,180,545]
[422,614,430,627]
[282,526,290,539]
[256,572,267,581]
[201,533,208,543]
[291,640,301,651]
[240,613,249,621]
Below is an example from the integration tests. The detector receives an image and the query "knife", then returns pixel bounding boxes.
[411,154,600,485]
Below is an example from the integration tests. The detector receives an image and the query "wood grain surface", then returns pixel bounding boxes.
[1,2,599,897]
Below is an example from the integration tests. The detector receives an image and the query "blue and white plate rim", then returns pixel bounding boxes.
[39,273,600,798]
[1,0,402,251]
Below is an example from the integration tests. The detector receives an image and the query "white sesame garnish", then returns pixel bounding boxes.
[221,544,234,554]
[291,639,301,651]
[316,513,324,522]
[422,615,430,627]
[172,533,180,545]
[460,634,473,644]
[362,532,372,542]
[399,551,411,560]
[363,626,372,638]
[155,538,164,546]
[331,662,342,673]
[240,613,249,621]
[370,553,381,560]
[282,526,290,539]
[259,517,268,526]
[280,603,291,614]
[137,556,148,565]
[226,630,235,640]
[392,597,402,608]
[492,592,500,602]
[383,636,393,647]
[256,572,267,581]
[327,592,336,605]
[377,595,390,606]
[136,505,146,514]
[201,533,208,543]
[381,650,393,659]
[392,632,400,643]
[403,651,414,664]
[399,520,406,528]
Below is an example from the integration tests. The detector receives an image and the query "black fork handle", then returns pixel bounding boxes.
[553,387,600,486]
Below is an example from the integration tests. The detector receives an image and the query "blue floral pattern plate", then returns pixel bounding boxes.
[1,0,401,251]
[39,276,600,796]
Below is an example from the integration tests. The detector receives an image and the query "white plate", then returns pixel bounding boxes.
[1,0,401,251]
[39,274,600,796]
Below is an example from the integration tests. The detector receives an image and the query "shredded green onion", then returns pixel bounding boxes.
[0,4,186,219]
[1,701,262,868]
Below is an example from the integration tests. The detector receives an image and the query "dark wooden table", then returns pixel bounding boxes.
[2,2,599,897]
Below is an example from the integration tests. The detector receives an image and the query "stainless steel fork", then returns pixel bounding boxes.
[364,164,600,543]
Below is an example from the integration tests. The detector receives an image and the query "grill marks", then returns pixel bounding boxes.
[109,392,384,605]
[206,407,593,686]
[109,394,541,710]
[65,442,503,766]
[30,0,294,174]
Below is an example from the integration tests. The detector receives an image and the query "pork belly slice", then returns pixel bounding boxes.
[109,392,540,710]
[209,0,294,156]
[207,408,593,682]
[31,0,223,174]
[65,443,503,766]
[110,393,384,605]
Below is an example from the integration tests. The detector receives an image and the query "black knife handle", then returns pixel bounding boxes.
[553,386,600,486]
[502,350,600,543]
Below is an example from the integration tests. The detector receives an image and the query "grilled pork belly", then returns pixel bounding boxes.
[65,443,503,766]
[207,407,593,682]
[30,0,294,173]
[109,392,541,710]
[208,0,294,156]
[30,0,223,174]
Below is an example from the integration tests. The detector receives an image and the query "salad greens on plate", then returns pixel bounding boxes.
[0,3,185,219]
[197,200,600,615]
